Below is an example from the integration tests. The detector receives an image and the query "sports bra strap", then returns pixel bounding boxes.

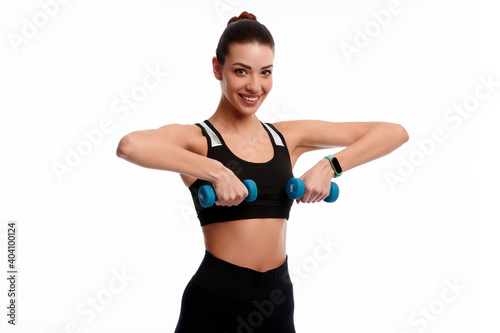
[197,119,285,149]
[196,121,222,148]
[262,122,284,147]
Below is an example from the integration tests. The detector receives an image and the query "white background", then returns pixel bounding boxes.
[1,0,498,332]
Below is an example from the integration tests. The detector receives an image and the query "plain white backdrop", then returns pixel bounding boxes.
[1,0,498,332]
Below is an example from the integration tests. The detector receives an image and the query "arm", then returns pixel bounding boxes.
[326,121,409,173]
[275,120,409,203]
[116,124,250,206]
[116,124,224,183]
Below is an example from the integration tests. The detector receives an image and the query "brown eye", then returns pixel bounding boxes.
[235,68,246,75]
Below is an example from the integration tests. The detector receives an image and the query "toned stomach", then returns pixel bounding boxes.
[202,218,288,273]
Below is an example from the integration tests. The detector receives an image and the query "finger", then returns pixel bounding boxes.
[227,198,240,207]
[302,193,312,204]
[315,195,327,203]
[229,195,244,207]
[315,192,328,202]
[215,199,231,207]
[305,191,317,203]
[309,194,319,203]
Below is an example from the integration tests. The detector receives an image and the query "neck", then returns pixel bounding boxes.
[211,94,259,132]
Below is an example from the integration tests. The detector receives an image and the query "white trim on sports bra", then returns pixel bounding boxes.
[198,121,222,147]
[262,122,284,147]
[199,120,284,148]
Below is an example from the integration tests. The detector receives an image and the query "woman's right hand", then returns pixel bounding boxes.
[211,168,249,207]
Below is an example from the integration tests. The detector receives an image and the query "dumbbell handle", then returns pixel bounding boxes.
[198,179,258,208]
[286,178,339,203]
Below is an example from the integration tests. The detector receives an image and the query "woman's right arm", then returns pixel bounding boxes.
[116,124,224,183]
[116,124,249,206]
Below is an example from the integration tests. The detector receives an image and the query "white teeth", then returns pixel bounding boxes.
[241,95,258,102]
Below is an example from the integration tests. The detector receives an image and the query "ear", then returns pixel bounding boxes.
[212,56,222,81]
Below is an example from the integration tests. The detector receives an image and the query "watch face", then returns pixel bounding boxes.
[332,157,342,173]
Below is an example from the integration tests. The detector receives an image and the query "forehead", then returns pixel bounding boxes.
[226,42,274,66]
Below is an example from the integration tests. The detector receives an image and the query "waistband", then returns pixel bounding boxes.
[192,250,293,301]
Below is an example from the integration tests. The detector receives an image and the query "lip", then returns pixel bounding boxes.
[239,93,262,98]
[238,93,262,105]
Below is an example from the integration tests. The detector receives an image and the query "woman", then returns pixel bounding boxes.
[116,11,409,332]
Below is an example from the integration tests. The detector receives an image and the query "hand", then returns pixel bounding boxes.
[296,158,335,204]
[212,168,249,207]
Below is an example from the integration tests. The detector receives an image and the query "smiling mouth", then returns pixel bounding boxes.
[239,94,261,102]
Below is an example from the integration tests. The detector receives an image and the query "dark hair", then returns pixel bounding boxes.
[215,11,275,67]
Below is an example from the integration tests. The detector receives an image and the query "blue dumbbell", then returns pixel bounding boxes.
[198,179,258,208]
[286,178,339,203]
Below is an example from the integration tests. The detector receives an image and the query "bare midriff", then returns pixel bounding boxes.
[202,218,288,273]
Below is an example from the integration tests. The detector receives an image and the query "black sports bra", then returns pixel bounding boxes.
[188,119,294,226]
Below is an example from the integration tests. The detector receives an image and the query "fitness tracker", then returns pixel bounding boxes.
[324,155,343,178]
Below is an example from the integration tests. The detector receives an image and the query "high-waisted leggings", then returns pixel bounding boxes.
[174,250,296,333]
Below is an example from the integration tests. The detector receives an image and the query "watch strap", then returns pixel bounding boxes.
[324,155,342,178]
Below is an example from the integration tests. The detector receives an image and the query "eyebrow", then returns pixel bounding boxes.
[232,62,273,70]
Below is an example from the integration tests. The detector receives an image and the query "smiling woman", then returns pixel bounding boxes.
[116,10,408,333]
[215,42,274,111]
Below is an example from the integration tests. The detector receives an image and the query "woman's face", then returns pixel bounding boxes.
[214,42,274,116]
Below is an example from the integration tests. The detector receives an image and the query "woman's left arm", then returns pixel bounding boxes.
[275,120,409,203]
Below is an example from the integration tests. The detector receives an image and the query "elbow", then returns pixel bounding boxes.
[116,133,136,159]
[381,122,409,145]
[397,124,410,144]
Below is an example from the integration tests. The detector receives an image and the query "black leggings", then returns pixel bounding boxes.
[174,250,296,333]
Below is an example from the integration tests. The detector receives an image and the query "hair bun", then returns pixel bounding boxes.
[227,11,257,26]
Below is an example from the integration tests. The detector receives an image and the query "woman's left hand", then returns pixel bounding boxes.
[296,158,336,204]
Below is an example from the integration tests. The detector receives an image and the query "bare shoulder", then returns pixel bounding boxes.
[272,119,344,133]
[269,120,301,136]
[270,120,314,149]
[145,123,206,155]
[271,119,328,135]
[152,123,200,140]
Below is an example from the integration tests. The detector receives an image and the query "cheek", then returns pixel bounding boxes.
[223,76,238,94]
[264,79,273,92]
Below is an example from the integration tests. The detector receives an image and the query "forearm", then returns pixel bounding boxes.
[294,122,408,203]
[333,123,409,173]
[116,131,225,183]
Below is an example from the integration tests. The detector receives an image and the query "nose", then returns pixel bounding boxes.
[245,74,261,93]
